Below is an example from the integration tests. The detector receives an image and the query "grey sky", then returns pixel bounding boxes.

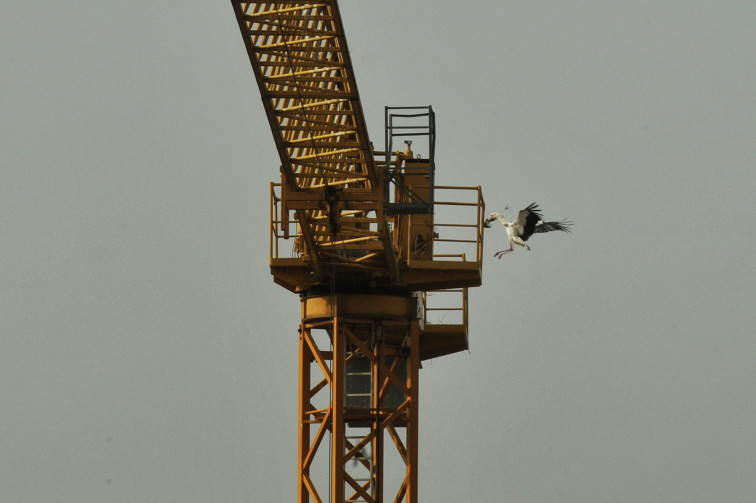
[3,1,756,501]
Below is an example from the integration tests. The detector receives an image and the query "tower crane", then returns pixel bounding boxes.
[231,2,486,502]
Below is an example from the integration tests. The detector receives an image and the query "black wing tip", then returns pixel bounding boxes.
[558,220,574,233]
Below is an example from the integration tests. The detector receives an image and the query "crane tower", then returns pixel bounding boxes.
[231,2,485,501]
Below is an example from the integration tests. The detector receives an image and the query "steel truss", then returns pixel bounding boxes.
[231,1,394,279]
[298,298,420,503]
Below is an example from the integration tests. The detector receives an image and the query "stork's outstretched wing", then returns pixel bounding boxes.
[517,202,544,240]
[515,203,542,227]
[533,220,573,234]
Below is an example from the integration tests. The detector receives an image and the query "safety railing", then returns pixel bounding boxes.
[420,288,468,329]
[431,185,485,265]
[271,183,484,264]
[270,182,302,260]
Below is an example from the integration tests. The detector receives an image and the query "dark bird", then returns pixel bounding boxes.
[483,203,572,258]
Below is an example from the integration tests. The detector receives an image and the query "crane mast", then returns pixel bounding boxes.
[231,2,485,502]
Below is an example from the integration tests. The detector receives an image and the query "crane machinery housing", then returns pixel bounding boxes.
[231,2,486,502]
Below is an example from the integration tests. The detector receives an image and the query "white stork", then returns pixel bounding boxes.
[484,203,572,258]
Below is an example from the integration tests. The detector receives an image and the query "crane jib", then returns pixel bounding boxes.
[231,1,395,281]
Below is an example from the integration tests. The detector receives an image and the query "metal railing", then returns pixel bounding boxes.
[431,185,485,265]
[270,183,291,260]
[421,288,468,328]
[384,106,435,214]
[270,183,484,265]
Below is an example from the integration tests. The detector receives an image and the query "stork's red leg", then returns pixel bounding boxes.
[493,247,513,259]
[493,242,514,259]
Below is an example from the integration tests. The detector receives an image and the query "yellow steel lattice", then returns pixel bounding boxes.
[232,2,375,191]
[232,1,392,279]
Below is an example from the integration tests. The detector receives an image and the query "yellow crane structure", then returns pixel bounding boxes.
[231,2,485,501]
